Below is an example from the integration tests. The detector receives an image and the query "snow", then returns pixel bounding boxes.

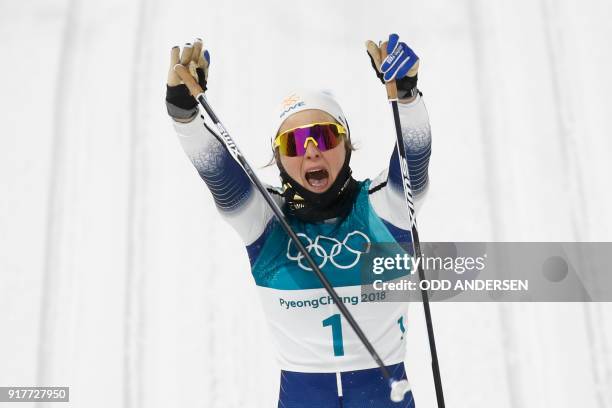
[1,0,611,406]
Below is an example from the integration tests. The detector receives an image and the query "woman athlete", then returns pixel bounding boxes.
[165,33,431,407]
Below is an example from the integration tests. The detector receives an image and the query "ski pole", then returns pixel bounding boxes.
[173,64,411,402]
[380,43,446,407]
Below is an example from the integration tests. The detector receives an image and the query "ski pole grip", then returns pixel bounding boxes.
[380,41,398,101]
[173,64,204,97]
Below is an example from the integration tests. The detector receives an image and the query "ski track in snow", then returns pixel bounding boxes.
[36,0,79,396]
[1,0,611,407]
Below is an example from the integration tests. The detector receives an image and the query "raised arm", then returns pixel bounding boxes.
[366,34,431,231]
[166,40,275,251]
[369,94,431,230]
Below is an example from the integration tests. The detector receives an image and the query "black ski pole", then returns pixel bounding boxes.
[380,44,446,407]
[174,64,411,402]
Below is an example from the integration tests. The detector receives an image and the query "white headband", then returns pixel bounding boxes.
[272,89,349,148]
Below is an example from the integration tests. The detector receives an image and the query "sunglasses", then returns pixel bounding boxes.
[274,122,347,157]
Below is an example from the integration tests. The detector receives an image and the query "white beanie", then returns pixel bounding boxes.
[272,89,349,149]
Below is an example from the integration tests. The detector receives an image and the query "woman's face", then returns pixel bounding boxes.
[277,109,346,194]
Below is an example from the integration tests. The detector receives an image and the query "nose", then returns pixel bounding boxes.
[304,139,321,159]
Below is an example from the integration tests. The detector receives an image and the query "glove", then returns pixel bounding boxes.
[166,38,210,121]
[366,34,420,99]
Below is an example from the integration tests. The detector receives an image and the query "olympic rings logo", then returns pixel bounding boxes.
[286,231,371,271]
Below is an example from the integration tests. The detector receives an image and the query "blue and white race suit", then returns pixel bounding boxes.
[172,94,432,407]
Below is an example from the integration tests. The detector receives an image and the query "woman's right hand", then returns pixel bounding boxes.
[165,38,210,122]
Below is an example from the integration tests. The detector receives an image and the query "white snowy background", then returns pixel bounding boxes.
[1,0,611,407]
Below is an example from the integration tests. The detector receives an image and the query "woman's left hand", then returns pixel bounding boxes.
[366,33,420,99]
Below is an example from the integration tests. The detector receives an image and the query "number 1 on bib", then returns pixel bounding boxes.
[322,314,344,357]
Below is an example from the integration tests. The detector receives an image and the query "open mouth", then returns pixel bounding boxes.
[304,168,329,190]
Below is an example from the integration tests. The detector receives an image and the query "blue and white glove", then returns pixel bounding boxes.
[366,33,420,99]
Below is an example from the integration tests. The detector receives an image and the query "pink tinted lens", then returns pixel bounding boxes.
[291,125,342,156]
